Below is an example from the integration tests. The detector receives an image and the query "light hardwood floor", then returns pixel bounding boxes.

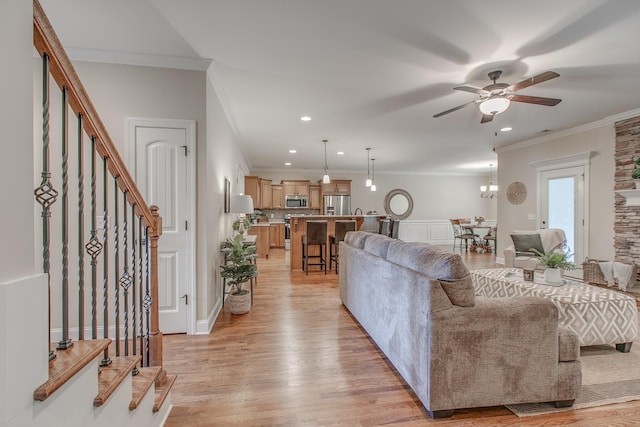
[164,247,640,426]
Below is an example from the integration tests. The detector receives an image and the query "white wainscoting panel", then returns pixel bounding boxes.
[397,219,496,246]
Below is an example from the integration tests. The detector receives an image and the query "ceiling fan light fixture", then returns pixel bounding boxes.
[479,97,510,115]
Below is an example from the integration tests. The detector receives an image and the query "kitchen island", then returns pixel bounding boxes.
[289,215,387,271]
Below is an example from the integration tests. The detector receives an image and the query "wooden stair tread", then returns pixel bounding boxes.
[34,339,111,401]
[94,355,141,407]
[153,373,176,412]
[129,366,161,410]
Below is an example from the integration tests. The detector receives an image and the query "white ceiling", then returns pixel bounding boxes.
[40,0,640,175]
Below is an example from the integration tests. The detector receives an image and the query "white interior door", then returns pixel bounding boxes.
[539,166,585,267]
[129,119,195,334]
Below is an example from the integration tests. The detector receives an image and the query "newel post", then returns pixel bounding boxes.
[148,205,163,367]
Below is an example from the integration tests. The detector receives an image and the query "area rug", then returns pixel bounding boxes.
[506,340,640,417]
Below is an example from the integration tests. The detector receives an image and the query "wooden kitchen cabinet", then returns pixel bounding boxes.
[271,184,284,208]
[260,179,272,209]
[309,184,321,209]
[247,225,270,258]
[269,223,285,247]
[244,176,261,208]
[321,179,351,195]
[282,180,309,196]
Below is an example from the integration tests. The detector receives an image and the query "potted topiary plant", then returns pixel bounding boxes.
[221,234,258,314]
[530,248,576,284]
[632,157,640,189]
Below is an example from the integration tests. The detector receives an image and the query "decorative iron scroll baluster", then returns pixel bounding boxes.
[120,191,132,358]
[114,176,121,357]
[57,86,72,351]
[101,157,111,367]
[138,216,145,366]
[34,53,58,361]
[143,226,152,367]
[86,137,102,339]
[77,113,85,340]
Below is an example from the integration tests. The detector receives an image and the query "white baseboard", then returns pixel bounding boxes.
[195,299,222,335]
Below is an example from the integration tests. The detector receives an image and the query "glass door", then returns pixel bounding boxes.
[539,166,585,271]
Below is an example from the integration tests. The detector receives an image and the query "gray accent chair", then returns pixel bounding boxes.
[339,231,581,418]
[504,228,566,268]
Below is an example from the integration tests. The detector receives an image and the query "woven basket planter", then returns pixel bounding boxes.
[228,291,251,314]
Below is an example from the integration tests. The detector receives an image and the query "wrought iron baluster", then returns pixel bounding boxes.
[143,225,152,367]
[58,86,72,351]
[138,216,145,366]
[101,157,111,366]
[34,53,58,361]
[131,204,138,361]
[113,176,120,357]
[119,191,132,358]
[85,137,102,340]
[77,113,85,340]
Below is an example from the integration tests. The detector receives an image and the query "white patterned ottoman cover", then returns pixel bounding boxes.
[471,268,638,349]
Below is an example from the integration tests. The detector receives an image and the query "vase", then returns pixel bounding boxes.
[228,291,251,314]
[544,267,562,284]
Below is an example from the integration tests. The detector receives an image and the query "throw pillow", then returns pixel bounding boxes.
[510,233,544,254]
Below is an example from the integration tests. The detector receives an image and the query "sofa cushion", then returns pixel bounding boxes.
[511,233,544,254]
[344,231,369,249]
[387,240,475,307]
[363,233,393,258]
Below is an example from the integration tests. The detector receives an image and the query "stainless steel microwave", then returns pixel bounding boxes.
[285,196,308,208]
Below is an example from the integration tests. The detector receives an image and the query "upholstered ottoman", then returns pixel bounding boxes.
[471,268,638,352]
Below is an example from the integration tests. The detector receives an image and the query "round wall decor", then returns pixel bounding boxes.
[507,181,527,205]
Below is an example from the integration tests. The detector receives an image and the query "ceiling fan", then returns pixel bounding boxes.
[433,70,562,124]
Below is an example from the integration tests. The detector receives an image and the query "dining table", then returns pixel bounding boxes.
[462,223,496,253]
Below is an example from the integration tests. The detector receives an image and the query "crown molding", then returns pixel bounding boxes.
[497,108,640,154]
[65,47,212,71]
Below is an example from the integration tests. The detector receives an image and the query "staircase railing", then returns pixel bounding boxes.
[32,0,164,370]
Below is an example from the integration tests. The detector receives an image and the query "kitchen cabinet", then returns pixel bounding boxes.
[244,176,261,208]
[269,223,285,247]
[309,184,321,209]
[283,180,309,196]
[321,179,351,195]
[247,224,270,258]
[271,184,284,209]
[260,179,272,209]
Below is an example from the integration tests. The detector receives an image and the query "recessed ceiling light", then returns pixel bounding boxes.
[337,151,344,155]
[501,127,512,132]
[285,162,291,166]
[300,116,311,121]
[289,149,297,154]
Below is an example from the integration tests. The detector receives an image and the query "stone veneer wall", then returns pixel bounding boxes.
[614,116,640,278]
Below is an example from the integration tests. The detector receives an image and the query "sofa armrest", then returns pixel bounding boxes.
[427,297,571,410]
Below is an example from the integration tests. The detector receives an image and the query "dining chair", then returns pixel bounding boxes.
[450,219,478,252]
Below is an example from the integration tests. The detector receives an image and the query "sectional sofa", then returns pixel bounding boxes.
[339,231,582,418]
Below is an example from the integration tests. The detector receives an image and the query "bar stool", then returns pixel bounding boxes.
[302,221,328,274]
[329,220,356,274]
[379,219,391,236]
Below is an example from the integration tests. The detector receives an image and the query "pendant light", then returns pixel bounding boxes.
[370,158,377,192]
[365,148,372,187]
[322,139,330,184]
[480,163,498,198]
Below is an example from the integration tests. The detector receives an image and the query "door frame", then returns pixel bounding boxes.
[532,151,593,271]
[126,117,196,335]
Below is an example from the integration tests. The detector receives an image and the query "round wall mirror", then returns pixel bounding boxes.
[384,189,413,220]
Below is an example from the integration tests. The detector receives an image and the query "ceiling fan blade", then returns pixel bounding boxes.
[510,94,562,106]
[454,85,488,95]
[507,71,560,92]
[480,114,494,124]
[433,100,478,118]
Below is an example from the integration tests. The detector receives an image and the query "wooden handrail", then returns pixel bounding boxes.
[32,0,156,231]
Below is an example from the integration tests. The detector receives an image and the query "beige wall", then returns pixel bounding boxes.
[0,0,35,283]
[497,124,616,261]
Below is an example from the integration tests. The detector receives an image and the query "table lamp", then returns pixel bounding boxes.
[230,195,254,236]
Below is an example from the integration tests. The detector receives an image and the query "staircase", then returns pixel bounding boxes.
[1,1,175,425]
